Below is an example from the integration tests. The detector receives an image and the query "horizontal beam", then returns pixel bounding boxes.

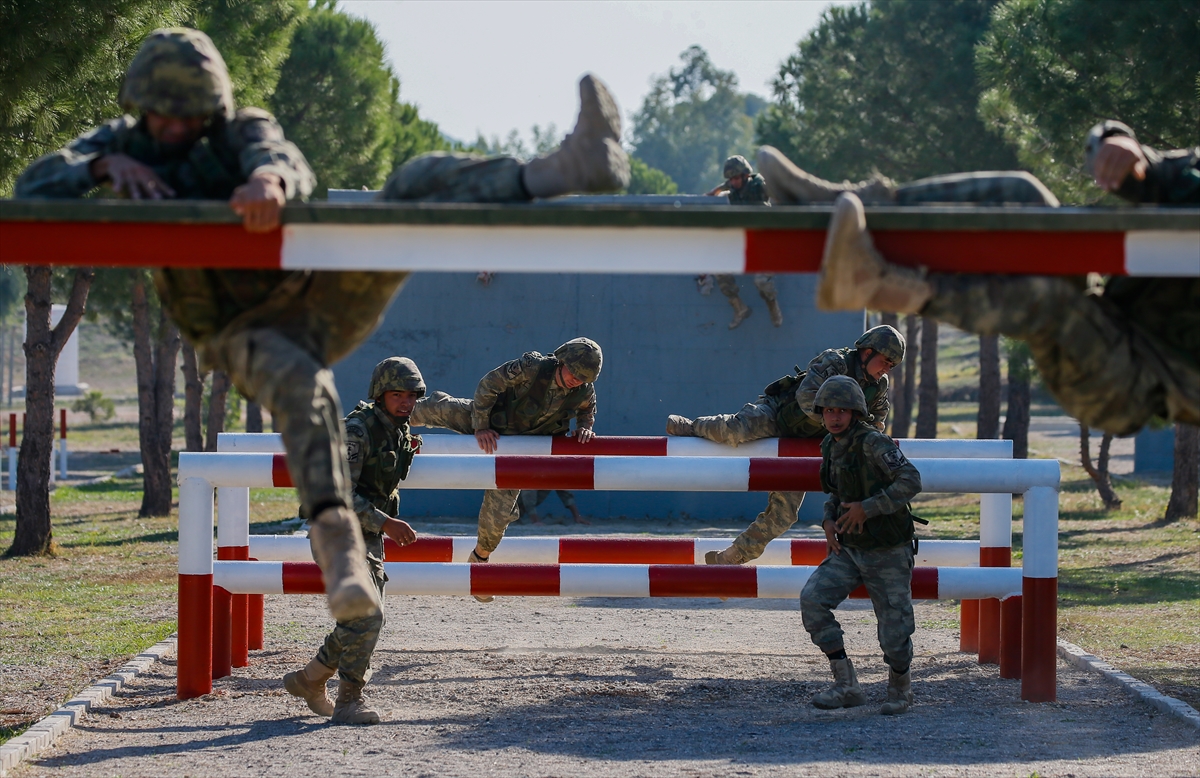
[4,201,1197,276]
[213,560,1024,600]
[245,534,981,568]
[216,431,1012,459]
[183,452,1059,492]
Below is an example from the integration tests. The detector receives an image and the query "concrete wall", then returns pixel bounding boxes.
[332,271,864,522]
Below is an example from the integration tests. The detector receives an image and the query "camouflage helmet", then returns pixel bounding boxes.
[553,337,603,383]
[813,375,869,417]
[119,28,235,119]
[368,357,426,400]
[854,324,905,365]
[724,155,753,178]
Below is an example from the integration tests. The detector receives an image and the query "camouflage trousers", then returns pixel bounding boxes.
[381,153,528,202]
[315,532,387,685]
[519,489,577,515]
[801,543,915,669]
[715,274,777,304]
[890,171,1059,206]
[925,275,1200,436]
[691,398,806,561]
[409,391,523,553]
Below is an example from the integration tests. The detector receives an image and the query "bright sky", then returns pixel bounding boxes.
[340,0,853,144]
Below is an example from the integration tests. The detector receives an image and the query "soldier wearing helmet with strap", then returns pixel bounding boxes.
[801,375,923,716]
[666,324,904,566]
[284,357,424,725]
[411,338,602,600]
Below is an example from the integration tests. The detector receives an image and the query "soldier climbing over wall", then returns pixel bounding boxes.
[666,325,903,566]
[16,28,630,626]
[411,338,603,601]
[283,358,424,725]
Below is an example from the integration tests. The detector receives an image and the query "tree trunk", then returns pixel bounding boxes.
[131,273,180,518]
[204,370,231,452]
[893,314,919,439]
[245,400,263,434]
[180,342,206,452]
[8,266,93,557]
[1165,423,1199,521]
[915,316,938,438]
[1080,423,1122,509]
[977,334,1001,439]
[1003,339,1031,459]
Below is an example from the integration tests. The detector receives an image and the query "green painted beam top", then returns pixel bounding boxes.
[1,197,1197,231]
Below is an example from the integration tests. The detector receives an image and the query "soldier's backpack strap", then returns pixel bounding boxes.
[762,365,805,398]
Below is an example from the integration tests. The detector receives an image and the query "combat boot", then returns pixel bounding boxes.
[309,506,381,623]
[757,146,895,204]
[666,415,696,436]
[880,668,913,715]
[704,546,747,565]
[765,296,784,327]
[523,75,629,197]
[468,549,494,603]
[283,657,336,717]
[728,296,752,329]
[331,680,380,725]
[816,193,933,313]
[811,656,868,710]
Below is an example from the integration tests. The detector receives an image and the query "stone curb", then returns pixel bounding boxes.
[1057,639,1200,730]
[0,635,176,778]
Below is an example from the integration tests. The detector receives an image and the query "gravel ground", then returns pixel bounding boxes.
[18,590,1200,777]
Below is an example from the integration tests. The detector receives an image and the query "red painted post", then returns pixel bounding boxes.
[960,599,980,653]
[1021,577,1057,701]
[177,574,214,699]
[999,595,1022,679]
[978,547,1010,665]
[211,583,232,680]
[60,408,67,439]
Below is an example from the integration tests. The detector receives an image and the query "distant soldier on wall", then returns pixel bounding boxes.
[667,325,903,566]
[700,155,782,329]
[411,338,603,600]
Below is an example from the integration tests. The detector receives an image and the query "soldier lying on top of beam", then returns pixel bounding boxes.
[809,121,1199,436]
[15,28,629,625]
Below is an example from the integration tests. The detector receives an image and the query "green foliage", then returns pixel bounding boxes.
[468,124,560,159]
[631,46,759,194]
[186,0,305,108]
[71,390,117,422]
[625,157,679,195]
[977,0,1200,204]
[755,0,1019,183]
[1002,336,1034,383]
[0,0,190,195]
[270,4,447,197]
[0,267,25,324]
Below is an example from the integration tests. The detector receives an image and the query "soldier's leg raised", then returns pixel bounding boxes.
[710,491,805,565]
[857,544,916,715]
[894,171,1059,206]
[468,488,522,602]
[757,145,894,204]
[410,391,475,434]
[211,327,379,623]
[716,274,752,329]
[381,75,627,202]
[691,401,780,446]
[755,274,783,327]
[802,550,868,709]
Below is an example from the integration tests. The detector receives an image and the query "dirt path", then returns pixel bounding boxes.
[18,588,1199,777]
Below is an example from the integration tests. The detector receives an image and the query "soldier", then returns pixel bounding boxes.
[16,29,629,624]
[666,325,903,566]
[518,490,588,525]
[755,145,1060,206]
[801,376,923,716]
[411,338,602,600]
[283,358,423,725]
[702,155,782,329]
[814,121,1199,436]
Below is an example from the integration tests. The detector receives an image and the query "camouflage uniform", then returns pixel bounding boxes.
[801,416,923,671]
[687,340,892,562]
[714,165,777,318]
[315,396,420,685]
[412,346,599,553]
[922,122,1200,435]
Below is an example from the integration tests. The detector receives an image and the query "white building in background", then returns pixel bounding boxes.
[17,304,88,397]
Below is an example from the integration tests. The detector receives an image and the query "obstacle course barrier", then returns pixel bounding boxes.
[179,447,1056,704]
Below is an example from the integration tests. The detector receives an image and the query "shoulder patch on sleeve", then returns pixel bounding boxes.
[346,438,362,464]
[880,446,909,471]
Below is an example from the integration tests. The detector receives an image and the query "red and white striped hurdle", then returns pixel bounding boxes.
[179,449,1057,703]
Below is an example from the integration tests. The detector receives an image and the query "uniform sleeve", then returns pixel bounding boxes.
[750,175,771,206]
[796,350,846,423]
[860,433,922,519]
[14,118,132,199]
[574,385,597,430]
[823,493,841,525]
[472,353,540,431]
[345,419,389,534]
[228,108,316,200]
[868,374,891,431]
[1087,121,1200,205]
